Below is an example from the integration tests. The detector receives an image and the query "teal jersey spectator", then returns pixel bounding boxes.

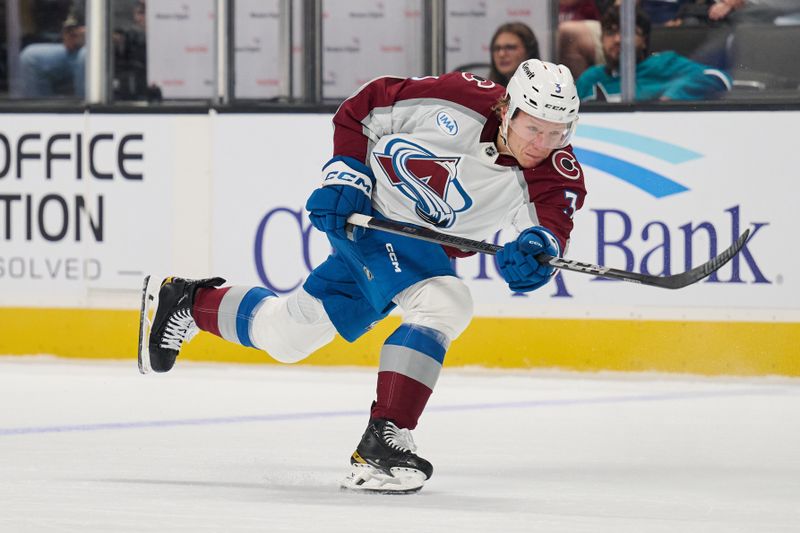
[576,51,732,102]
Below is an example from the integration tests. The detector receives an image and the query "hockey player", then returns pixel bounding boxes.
[138,59,587,493]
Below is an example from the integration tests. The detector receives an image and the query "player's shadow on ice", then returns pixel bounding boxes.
[95,477,268,491]
[93,477,537,510]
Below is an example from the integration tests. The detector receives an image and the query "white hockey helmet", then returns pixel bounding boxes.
[503,59,579,149]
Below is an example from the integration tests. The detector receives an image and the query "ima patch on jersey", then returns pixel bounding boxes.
[436,111,458,135]
[373,139,471,228]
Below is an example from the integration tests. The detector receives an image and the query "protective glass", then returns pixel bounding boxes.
[508,113,576,149]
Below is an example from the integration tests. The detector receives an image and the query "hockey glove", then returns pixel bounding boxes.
[306,156,374,241]
[496,226,560,293]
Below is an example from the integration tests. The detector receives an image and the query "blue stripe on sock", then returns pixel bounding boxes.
[384,324,447,364]
[235,287,276,348]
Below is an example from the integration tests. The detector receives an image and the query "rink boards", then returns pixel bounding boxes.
[0,111,797,376]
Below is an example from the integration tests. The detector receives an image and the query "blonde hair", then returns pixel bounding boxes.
[491,94,510,121]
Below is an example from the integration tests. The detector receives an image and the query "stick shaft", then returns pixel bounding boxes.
[346,213,750,290]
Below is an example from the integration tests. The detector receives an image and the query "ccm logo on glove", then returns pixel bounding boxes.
[322,165,373,196]
[523,237,547,252]
[525,231,559,254]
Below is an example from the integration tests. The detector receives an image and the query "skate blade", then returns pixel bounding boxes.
[340,464,426,494]
[137,275,159,375]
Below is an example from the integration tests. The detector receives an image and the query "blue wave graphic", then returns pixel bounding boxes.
[573,147,689,198]
[576,125,702,164]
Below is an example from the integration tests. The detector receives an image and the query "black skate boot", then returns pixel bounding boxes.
[340,418,433,494]
[137,275,225,374]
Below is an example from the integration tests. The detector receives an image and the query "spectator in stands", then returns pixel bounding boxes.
[558,0,604,80]
[640,0,696,25]
[113,0,159,101]
[576,7,731,101]
[18,1,86,98]
[560,0,602,22]
[488,22,540,86]
[708,0,800,23]
[559,0,720,81]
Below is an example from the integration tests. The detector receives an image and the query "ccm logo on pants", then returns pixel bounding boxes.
[385,243,402,273]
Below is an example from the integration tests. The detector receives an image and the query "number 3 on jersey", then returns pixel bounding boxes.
[563,190,578,219]
[460,72,496,89]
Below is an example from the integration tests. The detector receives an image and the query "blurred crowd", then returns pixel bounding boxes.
[2,0,156,101]
[1,0,798,103]
[488,0,800,101]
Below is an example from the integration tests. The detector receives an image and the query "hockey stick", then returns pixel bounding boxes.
[346,213,751,290]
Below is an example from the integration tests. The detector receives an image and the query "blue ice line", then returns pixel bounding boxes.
[0,388,787,437]
[575,125,702,164]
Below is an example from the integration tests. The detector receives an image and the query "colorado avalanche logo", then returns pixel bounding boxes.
[552,150,581,180]
[373,139,471,228]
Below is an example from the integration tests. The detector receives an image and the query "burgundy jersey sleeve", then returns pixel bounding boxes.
[332,72,505,164]
[521,146,587,253]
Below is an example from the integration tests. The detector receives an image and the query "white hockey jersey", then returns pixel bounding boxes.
[331,72,587,256]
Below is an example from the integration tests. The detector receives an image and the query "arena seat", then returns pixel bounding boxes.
[649,24,731,60]
[727,24,800,90]
[452,62,491,80]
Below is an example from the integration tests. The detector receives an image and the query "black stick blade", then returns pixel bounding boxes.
[648,228,750,289]
[535,229,751,289]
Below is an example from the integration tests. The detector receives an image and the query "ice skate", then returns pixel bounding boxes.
[137,275,225,374]
[340,418,433,494]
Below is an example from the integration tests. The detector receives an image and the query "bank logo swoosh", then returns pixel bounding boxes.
[574,125,702,198]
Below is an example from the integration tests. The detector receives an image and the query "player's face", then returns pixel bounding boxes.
[492,33,527,79]
[508,111,572,162]
[506,112,572,166]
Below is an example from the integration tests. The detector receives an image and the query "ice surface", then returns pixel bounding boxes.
[1,357,798,532]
